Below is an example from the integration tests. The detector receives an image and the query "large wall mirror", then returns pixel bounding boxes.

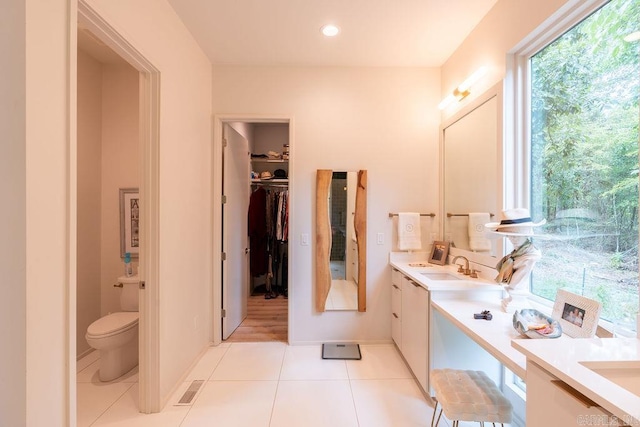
[442,83,503,260]
[316,170,367,312]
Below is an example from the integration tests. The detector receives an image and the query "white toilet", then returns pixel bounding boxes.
[86,275,139,382]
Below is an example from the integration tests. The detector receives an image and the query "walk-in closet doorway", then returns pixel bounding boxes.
[214,117,293,344]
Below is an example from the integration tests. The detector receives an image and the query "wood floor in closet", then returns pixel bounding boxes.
[226,293,288,342]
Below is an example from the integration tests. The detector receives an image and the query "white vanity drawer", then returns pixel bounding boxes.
[391,267,402,287]
[527,361,614,426]
[392,311,402,347]
[391,277,402,346]
[391,280,402,317]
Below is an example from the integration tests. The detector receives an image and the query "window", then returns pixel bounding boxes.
[527,0,639,332]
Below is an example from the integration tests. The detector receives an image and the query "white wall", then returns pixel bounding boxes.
[440,0,569,114]
[86,0,213,402]
[254,123,289,155]
[0,1,27,425]
[212,66,441,343]
[77,50,103,357]
[26,0,73,424]
[100,62,140,316]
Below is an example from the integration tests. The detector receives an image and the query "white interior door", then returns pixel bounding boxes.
[222,123,250,339]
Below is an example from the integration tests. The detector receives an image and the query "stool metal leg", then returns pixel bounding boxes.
[434,408,444,427]
[430,401,438,427]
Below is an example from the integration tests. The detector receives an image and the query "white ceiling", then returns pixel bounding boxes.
[167,0,499,67]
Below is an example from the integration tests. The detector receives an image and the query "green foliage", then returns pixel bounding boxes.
[531,276,568,301]
[529,0,639,325]
[531,0,639,253]
[610,252,623,269]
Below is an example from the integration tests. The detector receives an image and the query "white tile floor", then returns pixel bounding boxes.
[77,343,500,427]
[325,279,358,310]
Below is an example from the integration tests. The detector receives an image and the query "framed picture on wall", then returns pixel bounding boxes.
[428,241,450,266]
[119,188,140,258]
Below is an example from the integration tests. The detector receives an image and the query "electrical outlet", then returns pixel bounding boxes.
[377,232,384,245]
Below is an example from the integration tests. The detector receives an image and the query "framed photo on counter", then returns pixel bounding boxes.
[428,241,450,266]
[552,289,601,338]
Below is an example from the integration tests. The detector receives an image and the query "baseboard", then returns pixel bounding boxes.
[76,347,95,361]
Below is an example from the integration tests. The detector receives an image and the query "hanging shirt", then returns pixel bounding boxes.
[248,187,268,276]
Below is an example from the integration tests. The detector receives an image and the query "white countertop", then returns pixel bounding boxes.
[431,298,532,379]
[513,337,640,424]
[389,257,504,292]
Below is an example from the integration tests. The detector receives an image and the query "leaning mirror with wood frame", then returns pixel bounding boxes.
[316,169,367,312]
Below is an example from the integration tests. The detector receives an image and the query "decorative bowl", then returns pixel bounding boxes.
[513,309,562,339]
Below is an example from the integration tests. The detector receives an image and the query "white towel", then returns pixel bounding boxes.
[468,212,491,252]
[398,212,422,250]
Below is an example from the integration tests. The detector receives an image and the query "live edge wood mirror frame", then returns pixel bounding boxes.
[316,170,367,312]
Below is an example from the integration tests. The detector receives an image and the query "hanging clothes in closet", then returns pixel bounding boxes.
[248,186,268,277]
[248,184,289,299]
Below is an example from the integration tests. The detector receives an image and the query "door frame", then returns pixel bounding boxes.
[75,1,161,413]
[212,115,294,345]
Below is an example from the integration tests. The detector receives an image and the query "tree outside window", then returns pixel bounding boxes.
[529,0,639,331]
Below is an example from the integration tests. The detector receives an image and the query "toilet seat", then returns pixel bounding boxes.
[87,312,139,339]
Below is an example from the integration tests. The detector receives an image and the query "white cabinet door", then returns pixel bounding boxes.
[527,361,612,426]
[391,268,402,347]
[401,275,429,392]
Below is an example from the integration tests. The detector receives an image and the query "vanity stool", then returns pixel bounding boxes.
[430,369,512,427]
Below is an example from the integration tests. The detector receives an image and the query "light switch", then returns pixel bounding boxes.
[301,233,309,246]
[377,232,384,245]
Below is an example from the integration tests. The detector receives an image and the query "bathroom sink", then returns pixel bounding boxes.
[420,272,460,281]
[579,361,640,396]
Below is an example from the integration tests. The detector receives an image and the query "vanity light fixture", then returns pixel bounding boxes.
[438,66,488,110]
[321,24,340,37]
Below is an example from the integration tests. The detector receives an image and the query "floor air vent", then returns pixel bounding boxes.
[175,380,204,405]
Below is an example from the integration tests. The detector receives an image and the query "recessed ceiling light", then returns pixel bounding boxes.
[321,24,340,37]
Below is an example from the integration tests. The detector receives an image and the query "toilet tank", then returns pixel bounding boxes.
[118,275,139,311]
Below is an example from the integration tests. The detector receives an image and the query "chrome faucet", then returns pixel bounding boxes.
[452,255,471,275]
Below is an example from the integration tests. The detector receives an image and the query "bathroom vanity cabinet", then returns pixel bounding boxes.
[390,261,505,397]
[391,268,402,346]
[391,267,430,393]
[401,275,430,392]
[526,361,614,426]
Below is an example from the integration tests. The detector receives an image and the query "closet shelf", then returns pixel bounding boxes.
[251,158,288,163]
[252,178,289,184]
